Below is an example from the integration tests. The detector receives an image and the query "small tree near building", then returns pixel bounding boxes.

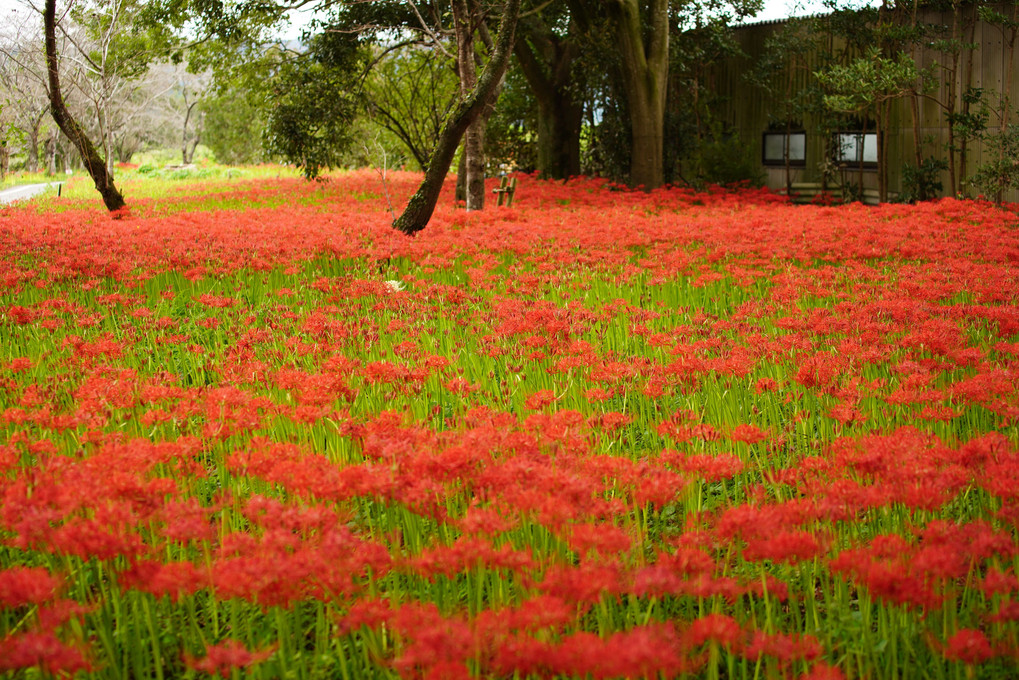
[817,47,921,203]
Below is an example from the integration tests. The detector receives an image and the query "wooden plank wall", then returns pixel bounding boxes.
[713,3,1019,203]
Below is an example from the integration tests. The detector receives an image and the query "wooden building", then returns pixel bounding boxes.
[709,2,1019,203]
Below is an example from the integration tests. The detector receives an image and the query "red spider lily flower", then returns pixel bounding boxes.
[524,389,556,410]
[0,567,60,607]
[6,306,39,325]
[742,530,825,565]
[989,601,1019,623]
[445,377,479,395]
[0,631,92,675]
[118,560,208,603]
[743,630,823,664]
[108,205,131,220]
[548,624,697,679]
[386,602,474,676]
[563,522,632,557]
[37,599,93,632]
[980,568,1019,597]
[183,640,276,678]
[943,629,994,665]
[407,537,534,579]
[538,562,624,605]
[919,404,961,421]
[828,546,942,611]
[684,613,743,648]
[195,294,237,308]
[667,451,745,482]
[795,353,844,390]
[797,662,846,680]
[336,598,393,635]
[631,467,689,508]
[595,411,632,431]
[6,357,32,372]
[729,424,768,444]
[828,400,867,425]
[455,506,518,536]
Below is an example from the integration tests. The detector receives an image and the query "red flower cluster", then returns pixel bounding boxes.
[1,171,1017,677]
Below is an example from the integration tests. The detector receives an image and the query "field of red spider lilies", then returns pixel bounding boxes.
[1,170,1018,679]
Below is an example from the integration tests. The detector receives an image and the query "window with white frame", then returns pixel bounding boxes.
[762,131,806,166]
[835,132,878,166]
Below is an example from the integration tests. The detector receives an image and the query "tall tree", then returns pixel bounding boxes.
[513,8,582,179]
[571,0,761,189]
[568,0,669,189]
[607,0,668,189]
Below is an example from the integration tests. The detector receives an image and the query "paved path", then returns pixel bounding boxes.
[0,182,62,204]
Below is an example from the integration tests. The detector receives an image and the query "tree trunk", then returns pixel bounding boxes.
[58,136,72,174]
[26,129,39,174]
[908,0,923,184]
[183,132,200,165]
[393,0,520,235]
[958,6,976,197]
[535,98,582,179]
[994,5,1017,204]
[45,135,57,176]
[453,0,487,211]
[455,148,467,202]
[44,0,126,212]
[856,123,867,200]
[514,18,583,179]
[182,102,200,165]
[877,106,887,203]
[783,69,794,196]
[27,111,44,173]
[102,99,115,176]
[607,0,669,190]
[464,120,485,209]
[947,5,960,195]
[117,141,134,164]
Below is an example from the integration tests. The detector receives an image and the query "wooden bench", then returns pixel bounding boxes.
[781,182,885,205]
[492,176,517,207]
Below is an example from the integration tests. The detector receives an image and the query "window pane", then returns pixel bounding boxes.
[788,133,806,162]
[862,133,878,163]
[837,132,877,164]
[763,134,786,162]
[838,134,860,162]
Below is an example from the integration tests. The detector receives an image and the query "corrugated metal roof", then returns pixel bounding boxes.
[735,12,828,29]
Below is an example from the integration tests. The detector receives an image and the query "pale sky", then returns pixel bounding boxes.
[0,0,869,41]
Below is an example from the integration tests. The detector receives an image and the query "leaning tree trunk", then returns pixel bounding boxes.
[393,0,520,235]
[608,0,669,190]
[43,0,126,212]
